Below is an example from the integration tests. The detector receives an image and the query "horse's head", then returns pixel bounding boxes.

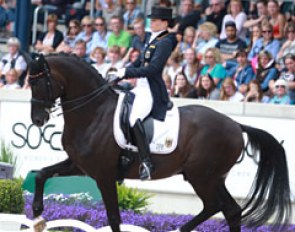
[29,54,63,127]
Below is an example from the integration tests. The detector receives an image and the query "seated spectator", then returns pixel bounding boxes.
[205,0,227,35]
[72,39,92,63]
[107,45,124,69]
[267,0,285,40]
[75,16,96,56]
[248,24,262,51]
[220,77,244,101]
[182,48,201,86]
[255,50,279,93]
[200,47,226,88]
[123,48,140,67]
[172,0,201,35]
[248,21,280,70]
[220,0,247,40]
[0,37,27,85]
[34,14,63,54]
[233,49,255,94]
[107,15,131,57]
[188,73,220,99]
[122,18,151,62]
[163,73,172,96]
[195,22,218,61]
[163,51,183,87]
[243,0,268,29]
[56,19,81,53]
[91,46,110,78]
[0,0,11,30]
[269,79,291,104]
[91,16,110,52]
[270,54,295,104]
[176,26,196,54]
[277,23,295,70]
[244,79,268,102]
[171,71,194,98]
[101,0,123,28]
[0,68,20,89]
[123,0,144,33]
[216,21,247,77]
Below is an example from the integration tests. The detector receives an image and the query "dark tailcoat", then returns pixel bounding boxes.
[124,31,176,121]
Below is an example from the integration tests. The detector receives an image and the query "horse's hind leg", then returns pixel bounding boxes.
[218,183,241,232]
[179,180,223,232]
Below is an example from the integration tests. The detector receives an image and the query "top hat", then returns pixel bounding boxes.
[148,6,173,20]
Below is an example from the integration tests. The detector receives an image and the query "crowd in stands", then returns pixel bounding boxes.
[0,0,294,105]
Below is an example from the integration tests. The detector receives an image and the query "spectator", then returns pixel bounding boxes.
[101,0,123,28]
[200,47,226,88]
[0,68,20,89]
[244,79,266,102]
[91,16,110,52]
[243,0,268,29]
[220,0,247,40]
[91,46,110,78]
[195,22,218,61]
[171,71,194,98]
[277,23,295,69]
[107,15,131,57]
[269,79,291,104]
[163,51,183,87]
[248,21,280,70]
[272,54,295,104]
[122,18,151,63]
[220,77,244,101]
[176,26,196,53]
[172,0,201,35]
[216,21,247,77]
[72,39,92,63]
[255,50,279,93]
[205,0,227,35]
[56,19,81,53]
[233,49,255,94]
[0,0,10,30]
[34,14,63,54]
[163,73,172,96]
[267,0,285,40]
[106,45,124,69]
[32,0,74,19]
[75,15,96,56]
[248,24,262,50]
[0,37,27,85]
[123,0,144,33]
[188,73,220,99]
[182,47,201,86]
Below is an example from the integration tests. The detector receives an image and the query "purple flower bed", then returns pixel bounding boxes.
[24,195,295,232]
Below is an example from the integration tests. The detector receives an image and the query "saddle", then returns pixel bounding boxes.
[113,92,180,154]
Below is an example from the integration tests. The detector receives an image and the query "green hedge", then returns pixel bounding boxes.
[0,179,24,214]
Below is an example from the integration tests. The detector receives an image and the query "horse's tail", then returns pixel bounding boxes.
[239,124,292,229]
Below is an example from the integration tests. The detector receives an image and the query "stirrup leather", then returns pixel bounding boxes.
[139,162,152,180]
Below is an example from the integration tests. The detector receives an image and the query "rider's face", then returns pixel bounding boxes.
[150,19,168,32]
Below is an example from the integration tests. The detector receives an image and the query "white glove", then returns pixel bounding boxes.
[106,71,119,83]
[117,68,126,78]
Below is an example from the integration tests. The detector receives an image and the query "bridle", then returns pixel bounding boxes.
[28,59,110,116]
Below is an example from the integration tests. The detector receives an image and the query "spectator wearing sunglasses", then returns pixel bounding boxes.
[91,16,110,51]
[75,16,96,56]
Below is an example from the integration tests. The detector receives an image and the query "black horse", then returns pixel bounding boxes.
[28,54,291,232]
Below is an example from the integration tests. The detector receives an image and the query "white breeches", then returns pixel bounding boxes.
[129,78,153,127]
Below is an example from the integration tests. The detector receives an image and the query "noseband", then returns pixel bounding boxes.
[29,58,110,115]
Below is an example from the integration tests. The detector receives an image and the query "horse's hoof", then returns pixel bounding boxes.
[33,216,46,232]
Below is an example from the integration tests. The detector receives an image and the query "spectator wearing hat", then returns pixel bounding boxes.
[269,79,291,104]
[215,21,247,77]
[109,6,177,181]
[233,49,255,94]
[34,14,63,54]
[220,0,247,40]
[0,37,27,85]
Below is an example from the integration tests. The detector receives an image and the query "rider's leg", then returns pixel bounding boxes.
[132,119,154,180]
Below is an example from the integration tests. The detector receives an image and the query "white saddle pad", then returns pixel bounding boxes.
[113,93,180,154]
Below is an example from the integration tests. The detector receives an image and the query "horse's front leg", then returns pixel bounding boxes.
[32,158,82,232]
[96,178,121,232]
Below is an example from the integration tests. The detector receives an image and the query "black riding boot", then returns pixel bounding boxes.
[133,119,154,180]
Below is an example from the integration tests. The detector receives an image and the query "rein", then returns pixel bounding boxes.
[29,59,111,116]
